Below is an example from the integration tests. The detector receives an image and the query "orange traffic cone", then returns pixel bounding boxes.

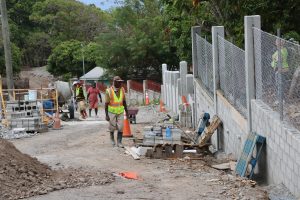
[182,95,188,104]
[123,111,132,137]
[53,112,61,129]
[145,92,150,105]
[160,100,166,112]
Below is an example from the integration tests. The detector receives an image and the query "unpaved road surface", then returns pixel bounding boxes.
[10,107,267,200]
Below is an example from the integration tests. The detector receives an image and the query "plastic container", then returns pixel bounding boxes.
[166,127,172,139]
[28,90,37,101]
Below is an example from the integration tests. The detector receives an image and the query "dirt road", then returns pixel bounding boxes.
[11,107,267,200]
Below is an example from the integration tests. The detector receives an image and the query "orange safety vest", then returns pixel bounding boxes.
[107,87,125,114]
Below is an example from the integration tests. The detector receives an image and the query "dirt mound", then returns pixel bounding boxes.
[0,139,114,200]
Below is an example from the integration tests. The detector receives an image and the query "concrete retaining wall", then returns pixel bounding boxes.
[252,100,300,196]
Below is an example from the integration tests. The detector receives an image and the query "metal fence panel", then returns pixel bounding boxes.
[253,27,300,130]
[218,36,247,117]
[196,34,214,96]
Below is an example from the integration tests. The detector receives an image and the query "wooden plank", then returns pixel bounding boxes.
[199,115,221,146]
[124,146,140,160]
[174,144,183,158]
[164,145,173,158]
[211,163,230,170]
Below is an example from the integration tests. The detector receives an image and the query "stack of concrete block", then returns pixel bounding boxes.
[143,126,182,145]
[6,100,43,132]
[179,104,192,128]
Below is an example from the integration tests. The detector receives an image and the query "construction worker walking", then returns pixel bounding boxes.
[87,82,102,117]
[105,76,128,147]
[74,81,88,119]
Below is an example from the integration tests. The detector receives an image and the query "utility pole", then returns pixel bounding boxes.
[0,0,14,100]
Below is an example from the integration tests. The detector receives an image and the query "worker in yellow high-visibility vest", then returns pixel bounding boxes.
[105,76,128,147]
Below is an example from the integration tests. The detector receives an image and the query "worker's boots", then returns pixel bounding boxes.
[117,132,124,148]
[110,132,116,147]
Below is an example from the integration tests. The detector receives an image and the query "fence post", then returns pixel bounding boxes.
[162,63,167,105]
[191,26,201,129]
[245,15,261,133]
[143,79,147,103]
[180,61,188,97]
[127,80,131,104]
[212,26,224,114]
[192,26,201,78]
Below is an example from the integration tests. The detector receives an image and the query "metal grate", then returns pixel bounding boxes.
[253,27,300,130]
[218,36,247,117]
[196,34,214,97]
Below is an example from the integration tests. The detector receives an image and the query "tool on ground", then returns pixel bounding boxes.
[123,111,132,137]
[235,132,266,179]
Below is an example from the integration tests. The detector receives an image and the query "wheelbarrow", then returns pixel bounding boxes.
[128,107,139,124]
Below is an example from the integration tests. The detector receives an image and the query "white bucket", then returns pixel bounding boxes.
[24,95,29,101]
[28,90,37,101]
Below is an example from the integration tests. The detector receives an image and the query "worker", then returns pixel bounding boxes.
[87,82,102,117]
[75,81,87,119]
[271,38,290,102]
[105,76,128,147]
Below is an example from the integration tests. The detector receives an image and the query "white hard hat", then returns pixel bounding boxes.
[72,81,79,86]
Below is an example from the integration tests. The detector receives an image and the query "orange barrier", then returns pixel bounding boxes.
[123,111,132,137]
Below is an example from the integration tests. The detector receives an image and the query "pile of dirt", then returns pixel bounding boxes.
[0,139,114,200]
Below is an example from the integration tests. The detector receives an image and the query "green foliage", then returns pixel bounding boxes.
[30,0,108,44]
[2,0,299,82]
[47,40,96,78]
[0,42,21,76]
[95,0,179,81]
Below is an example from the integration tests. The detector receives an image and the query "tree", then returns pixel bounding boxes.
[95,0,178,81]
[30,0,108,44]
[47,40,97,79]
[0,41,21,76]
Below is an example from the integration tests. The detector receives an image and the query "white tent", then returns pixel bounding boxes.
[80,67,105,81]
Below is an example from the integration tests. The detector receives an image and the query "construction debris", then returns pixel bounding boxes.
[0,138,114,200]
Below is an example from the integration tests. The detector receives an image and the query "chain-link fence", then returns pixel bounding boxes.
[196,34,214,97]
[254,27,300,130]
[218,36,247,117]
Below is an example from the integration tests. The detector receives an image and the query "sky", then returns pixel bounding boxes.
[78,0,122,10]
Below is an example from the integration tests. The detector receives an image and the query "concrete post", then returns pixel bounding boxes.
[172,72,180,114]
[180,61,188,97]
[212,26,225,114]
[191,26,200,132]
[143,79,147,102]
[245,15,261,133]
[162,64,167,103]
[191,26,201,78]
[127,80,131,103]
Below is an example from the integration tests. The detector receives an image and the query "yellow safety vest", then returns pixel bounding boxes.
[107,87,125,114]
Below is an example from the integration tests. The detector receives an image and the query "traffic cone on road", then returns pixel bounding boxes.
[53,112,61,129]
[145,92,150,105]
[160,100,166,112]
[123,111,132,137]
